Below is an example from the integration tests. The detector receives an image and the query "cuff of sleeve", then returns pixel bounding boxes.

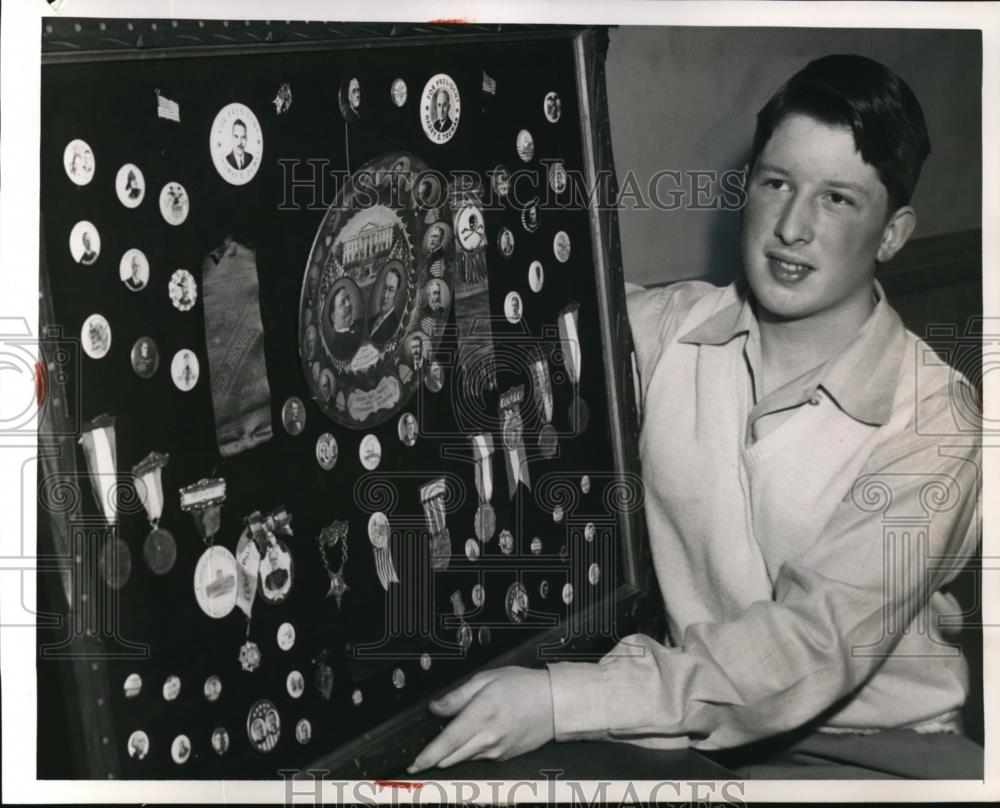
[547,660,608,741]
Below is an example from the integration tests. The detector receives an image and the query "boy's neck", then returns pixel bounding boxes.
[755,288,876,396]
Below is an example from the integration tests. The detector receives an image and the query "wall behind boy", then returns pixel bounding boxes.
[605,27,982,287]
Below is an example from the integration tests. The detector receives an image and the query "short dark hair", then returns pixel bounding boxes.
[749,54,931,212]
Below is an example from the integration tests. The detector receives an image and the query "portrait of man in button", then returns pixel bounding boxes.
[79,229,98,265]
[406,331,426,371]
[398,412,418,446]
[123,251,147,291]
[423,222,450,276]
[424,278,450,319]
[369,264,402,346]
[318,368,336,403]
[432,87,454,133]
[326,278,364,360]
[296,721,311,744]
[128,733,148,761]
[211,729,228,755]
[225,118,253,171]
[339,76,362,122]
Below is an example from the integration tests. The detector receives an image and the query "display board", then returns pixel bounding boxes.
[36,20,652,780]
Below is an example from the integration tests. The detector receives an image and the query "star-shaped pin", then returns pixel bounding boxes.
[327,567,349,608]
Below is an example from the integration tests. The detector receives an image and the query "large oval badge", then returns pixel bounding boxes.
[210,103,263,185]
[420,74,460,145]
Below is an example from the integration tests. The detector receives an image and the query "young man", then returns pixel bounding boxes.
[410,54,982,779]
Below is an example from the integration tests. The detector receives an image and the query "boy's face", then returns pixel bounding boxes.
[742,113,899,327]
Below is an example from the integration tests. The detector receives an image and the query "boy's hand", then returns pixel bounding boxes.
[407,666,554,773]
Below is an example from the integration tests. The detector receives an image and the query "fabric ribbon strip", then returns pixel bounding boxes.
[530,354,554,424]
[420,478,452,571]
[202,236,274,458]
[471,434,495,503]
[449,180,497,392]
[78,414,117,524]
[557,303,582,386]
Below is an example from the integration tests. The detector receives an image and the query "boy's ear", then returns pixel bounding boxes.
[876,206,917,263]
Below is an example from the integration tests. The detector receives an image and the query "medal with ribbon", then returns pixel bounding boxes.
[317,519,350,608]
[558,303,587,430]
[530,348,559,458]
[132,451,177,575]
[80,414,133,589]
[368,511,399,590]
[499,386,531,498]
[181,478,239,621]
[451,589,472,651]
[470,434,497,543]
[420,478,452,571]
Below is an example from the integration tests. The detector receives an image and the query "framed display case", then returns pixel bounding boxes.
[36,18,658,780]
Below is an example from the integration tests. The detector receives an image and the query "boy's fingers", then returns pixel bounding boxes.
[428,672,493,716]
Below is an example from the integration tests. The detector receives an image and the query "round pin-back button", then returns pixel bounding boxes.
[392,668,406,690]
[548,160,567,194]
[465,538,480,562]
[584,522,596,542]
[528,260,544,293]
[391,78,408,107]
[471,583,485,607]
[504,291,523,325]
[521,199,540,233]
[543,91,562,123]
[81,314,111,360]
[420,653,432,671]
[588,562,601,586]
[539,580,550,599]
[505,581,529,623]
[131,336,160,379]
[287,670,305,699]
[498,227,515,258]
[562,582,574,605]
[64,139,95,186]
[498,529,514,555]
[580,475,591,494]
[162,674,181,702]
[359,434,382,470]
[123,672,142,699]
[193,545,238,618]
[211,727,229,755]
[247,698,281,753]
[368,512,390,550]
[276,622,296,651]
[457,623,473,651]
[398,412,418,446]
[259,538,294,604]
[474,502,496,543]
[143,527,177,575]
[99,537,131,589]
[171,348,200,391]
[352,689,364,707]
[478,626,492,647]
[116,163,145,207]
[126,729,149,761]
[210,102,263,186]
[553,506,564,524]
[315,432,339,470]
[530,536,543,555]
[538,424,558,458]
[70,220,101,266]
[295,719,312,745]
[282,397,306,436]
[169,268,197,312]
[119,248,149,292]
[492,164,511,198]
[421,73,461,145]
[159,181,190,226]
[553,230,571,263]
[203,674,222,702]
[516,129,535,162]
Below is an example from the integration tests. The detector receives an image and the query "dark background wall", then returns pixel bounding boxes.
[605,27,982,287]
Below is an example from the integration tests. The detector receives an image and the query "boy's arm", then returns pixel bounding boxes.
[548,386,980,749]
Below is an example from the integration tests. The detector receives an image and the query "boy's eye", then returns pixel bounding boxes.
[827,192,854,207]
[763,178,786,190]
